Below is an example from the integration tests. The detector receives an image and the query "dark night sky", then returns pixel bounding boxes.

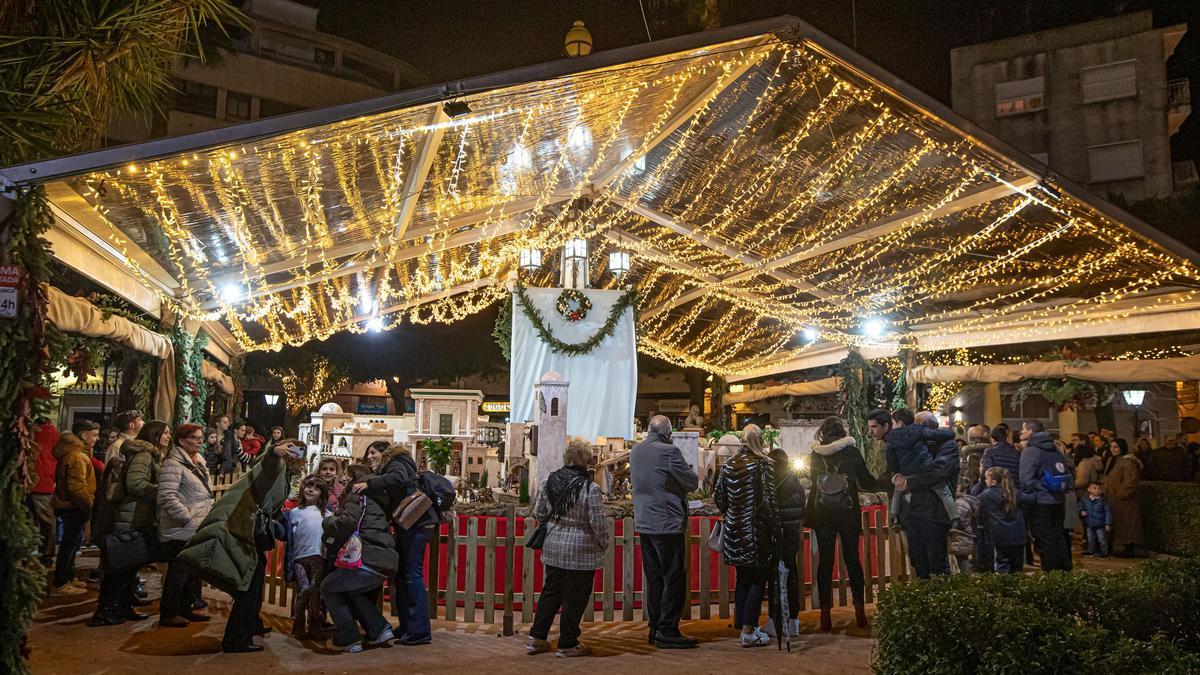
[311,1,1193,101]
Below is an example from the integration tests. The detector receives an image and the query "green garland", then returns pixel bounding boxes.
[511,283,637,356]
[172,327,209,424]
[492,295,512,361]
[0,188,55,672]
[835,350,884,474]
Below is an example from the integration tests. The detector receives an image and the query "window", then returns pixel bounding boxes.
[995,76,1044,117]
[1088,140,1144,183]
[550,398,559,416]
[439,413,453,436]
[225,91,251,121]
[259,97,304,119]
[1081,60,1137,104]
[174,79,218,117]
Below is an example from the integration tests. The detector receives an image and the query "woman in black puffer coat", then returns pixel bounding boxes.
[715,425,778,647]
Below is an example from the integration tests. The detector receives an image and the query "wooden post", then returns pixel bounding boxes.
[522,517,536,624]
[428,521,441,620]
[602,517,615,621]
[503,505,515,636]
[483,518,496,624]
[698,519,711,620]
[446,517,459,622]
[465,519,478,623]
[621,519,635,621]
[983,382,1002,427]
[904,349,918,409]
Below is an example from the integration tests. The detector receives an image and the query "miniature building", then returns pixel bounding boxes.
[409,388,490,478]
[532,371,568,497]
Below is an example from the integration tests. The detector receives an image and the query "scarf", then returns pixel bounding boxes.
[545,465,591,521]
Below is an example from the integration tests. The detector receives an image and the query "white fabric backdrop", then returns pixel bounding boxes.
[510,288,637,440]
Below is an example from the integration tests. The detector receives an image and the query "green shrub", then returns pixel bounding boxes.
[872,559,1200,674]
[1138,481,1200,557]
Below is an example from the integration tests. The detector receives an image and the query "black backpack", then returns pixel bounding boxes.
[815,453,856,513]
[419,471,457,522]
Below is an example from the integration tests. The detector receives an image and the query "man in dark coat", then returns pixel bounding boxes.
[630,415,699,649]
[889,411,958,579]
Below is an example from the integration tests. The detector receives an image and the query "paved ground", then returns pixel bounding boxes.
[28,545,1144,674]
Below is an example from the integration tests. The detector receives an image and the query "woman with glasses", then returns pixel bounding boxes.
[156,423,214,628]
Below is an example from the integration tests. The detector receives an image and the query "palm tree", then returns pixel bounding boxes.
[0,3,241,672]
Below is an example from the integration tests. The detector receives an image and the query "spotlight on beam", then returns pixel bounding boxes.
[800,327,820,343]
[366,316,384,333]
[219,283,245,304]
[443,100,472,118]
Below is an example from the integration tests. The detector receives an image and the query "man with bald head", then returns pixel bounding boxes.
[630,415,699,649]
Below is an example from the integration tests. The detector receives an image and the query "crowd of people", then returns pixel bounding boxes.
[28,405,1195,658]
[29,410,453,654]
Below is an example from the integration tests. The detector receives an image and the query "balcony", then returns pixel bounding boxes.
[1169,78,1191,135]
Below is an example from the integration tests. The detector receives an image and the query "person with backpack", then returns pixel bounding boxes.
[807,416,888,632]
[525,437,609,658]
[1017,419,1072,571]
[321,464,398,652]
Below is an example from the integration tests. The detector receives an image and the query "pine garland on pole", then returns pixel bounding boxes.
[509,282,636,356]
[836,349,885,474]
[0,188,54,673]
[172,327,209,425]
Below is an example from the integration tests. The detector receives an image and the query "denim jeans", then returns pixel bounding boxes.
[994,544,1025,574]
[733,565,768,629]
[53,509,87,587]
[1086,526,1109,556]
[321,568,388,647]
[394,525,432,641]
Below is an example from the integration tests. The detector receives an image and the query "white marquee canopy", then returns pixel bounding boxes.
[4,16,1198,377]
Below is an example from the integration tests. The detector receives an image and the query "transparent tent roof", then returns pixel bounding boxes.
[8,17,1198,375]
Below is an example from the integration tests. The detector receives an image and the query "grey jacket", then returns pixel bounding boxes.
[535,478,609,570]
[630,431,698,534]
[157,446,214,542]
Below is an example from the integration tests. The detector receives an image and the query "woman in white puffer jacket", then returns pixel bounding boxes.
[156,423,214,627]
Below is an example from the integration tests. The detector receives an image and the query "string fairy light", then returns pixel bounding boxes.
[67,35,1200,375]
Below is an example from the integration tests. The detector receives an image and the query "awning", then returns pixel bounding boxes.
[6,16,1198,376]
[908,355,1200,384]
[724,377,841,405]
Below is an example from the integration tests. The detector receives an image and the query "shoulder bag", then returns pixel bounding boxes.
[525,476,584,550]
[390,487,434,531]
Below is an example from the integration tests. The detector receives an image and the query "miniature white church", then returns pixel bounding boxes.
[532,370,568,497]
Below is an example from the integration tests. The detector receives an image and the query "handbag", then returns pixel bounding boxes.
[336,496,368,569]
[525,476,584,550]
[390,489,434,531]
[102,531,152,573]
[252,507,276,552]
[706,519,725,553]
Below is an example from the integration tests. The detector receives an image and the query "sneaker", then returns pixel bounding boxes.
[336,641,364,654]
[368,626,395,646]
[740,631,768,648]
[69,580,88,590]
[49,583,87,597]
[556,644,590,658]
[398,634,431,646]
[754,627,771,643]
[526,637,553,655]
[1081,551,1094,557]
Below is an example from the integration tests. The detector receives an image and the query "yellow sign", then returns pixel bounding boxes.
[482,401,510,413]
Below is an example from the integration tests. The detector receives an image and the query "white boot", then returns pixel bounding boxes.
[788,618,801,637]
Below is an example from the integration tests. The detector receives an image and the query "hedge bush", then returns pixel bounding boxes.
[872,558,1200,674]
[1139,481,1200,557]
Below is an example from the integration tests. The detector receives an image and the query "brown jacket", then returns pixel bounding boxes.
[1103,454,1143,547]
[52,433,96,513]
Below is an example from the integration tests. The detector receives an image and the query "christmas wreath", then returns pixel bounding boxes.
[509,282,637,356]
[555,288,592,322]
